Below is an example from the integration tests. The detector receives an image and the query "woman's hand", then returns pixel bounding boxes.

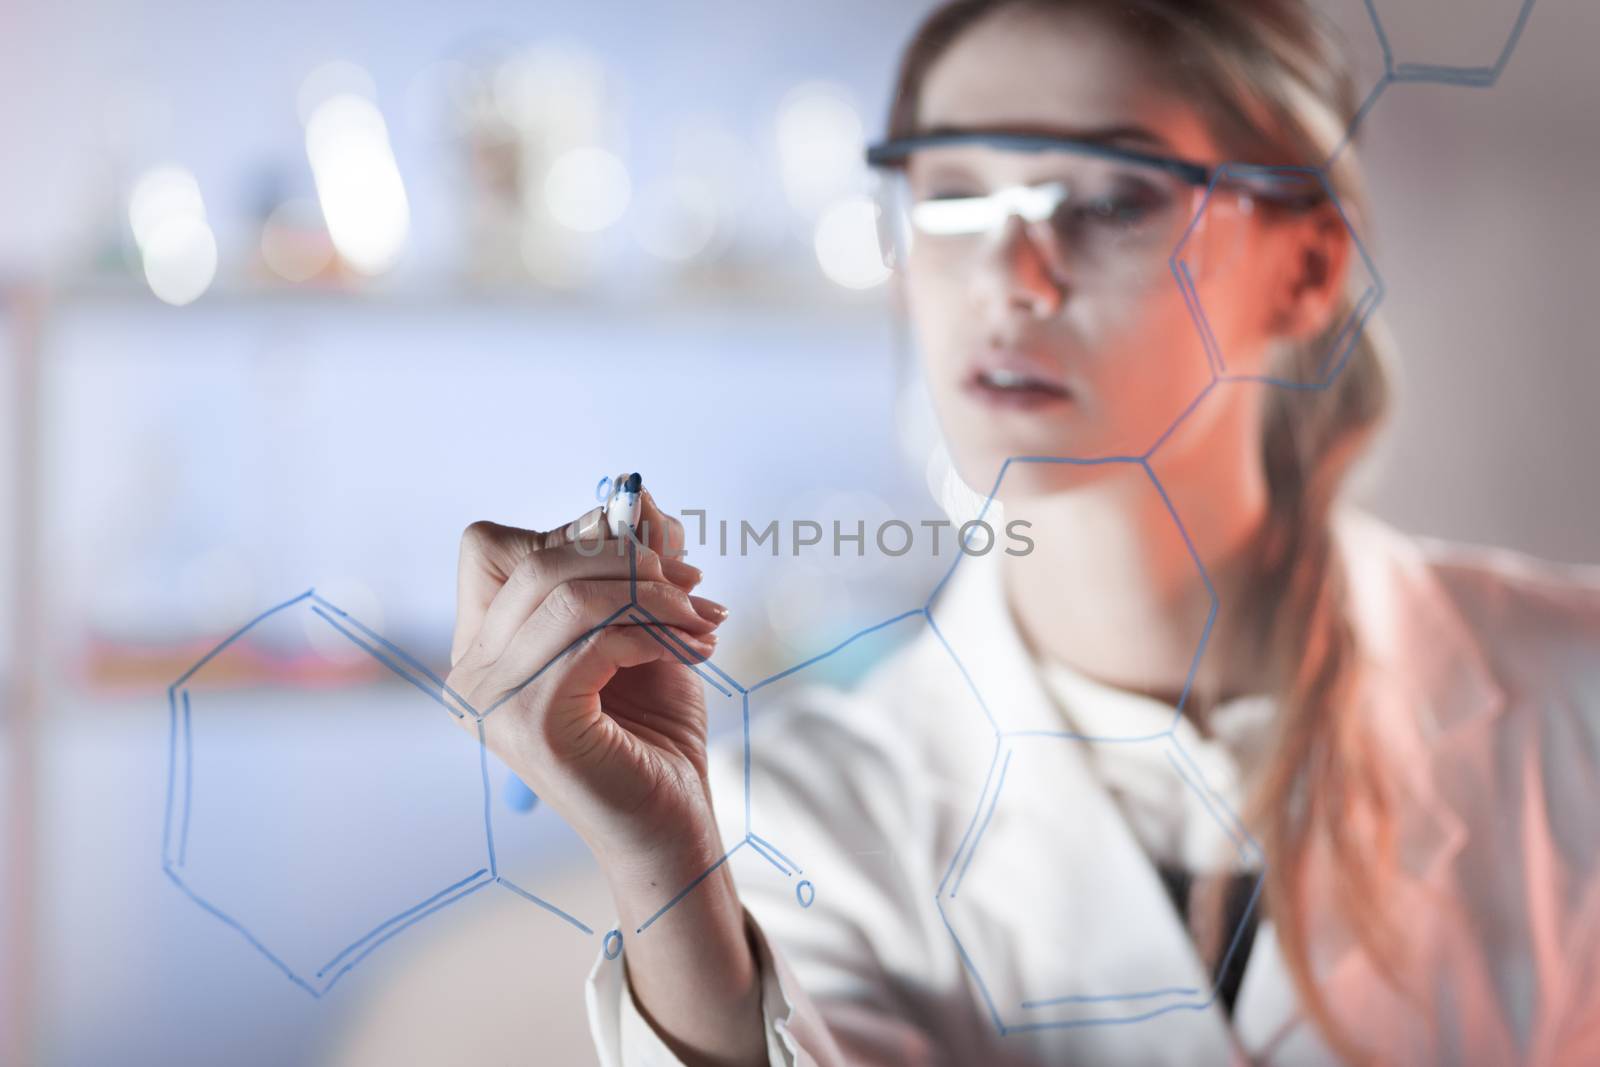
[445,488,767,1064]
[444,489,728,864]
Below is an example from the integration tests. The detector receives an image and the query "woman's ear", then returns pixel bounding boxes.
[1268,205,1353,342]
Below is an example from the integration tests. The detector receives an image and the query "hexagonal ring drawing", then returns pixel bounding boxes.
[1367,0,1538,87]
[1328,0,1539,166]
[163,587,596,997]
[164,537,833,994]
[484,536,823,942]
[1171,163,1384,394]
[933,731,1264,1033]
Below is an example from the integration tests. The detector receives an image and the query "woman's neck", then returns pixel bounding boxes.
[999,446,1271,714]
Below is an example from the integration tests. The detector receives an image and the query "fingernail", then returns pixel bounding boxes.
[568,506,606,542]
[690,595,729,623]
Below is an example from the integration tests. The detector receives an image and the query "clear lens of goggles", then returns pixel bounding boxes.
[872,156,1216,278]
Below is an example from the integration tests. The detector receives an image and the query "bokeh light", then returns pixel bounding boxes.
[543,146,630,233]
[296,59,379,126]
[128,167,206,248]
[633,175,719,261]
[127,165,217,305]
[303,87,411,275]
[812,195,889,289]
[493,43,610,140]
[775,82,865,219]
[259,198,336,283]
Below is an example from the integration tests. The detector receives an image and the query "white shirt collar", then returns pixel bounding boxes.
[1035,655,1274,871]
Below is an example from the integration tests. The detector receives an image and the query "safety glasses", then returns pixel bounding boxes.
[864,129,1325,276]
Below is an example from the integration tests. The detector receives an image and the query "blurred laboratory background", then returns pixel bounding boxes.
[2,0,1598,1064]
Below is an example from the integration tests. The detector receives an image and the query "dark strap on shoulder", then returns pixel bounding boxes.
[1155,863,1263,1018]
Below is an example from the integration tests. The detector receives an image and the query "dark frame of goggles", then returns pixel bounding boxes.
[863,128,1330,211]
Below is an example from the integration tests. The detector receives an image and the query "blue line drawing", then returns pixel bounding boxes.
[906,109,1382,1024]
[163,591,599,996]
[1327,0,1539,166]
[1376,0,1538,85]
[918,454,1257,1028]
[948,748,1010,900]
[935,730,1269,1032]
[635,840,746,935]
[1172,164,1383,389]
[1023,987,1201,1009]
[496,875,595,935]
[315,868,490,980]
[164,539,824,991]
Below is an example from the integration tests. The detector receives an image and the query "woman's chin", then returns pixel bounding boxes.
[952,446,1124,503]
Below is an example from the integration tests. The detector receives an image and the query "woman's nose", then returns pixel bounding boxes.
[973,214,1068,319]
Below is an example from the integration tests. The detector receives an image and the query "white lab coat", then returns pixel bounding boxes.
[586,509,1600,1065]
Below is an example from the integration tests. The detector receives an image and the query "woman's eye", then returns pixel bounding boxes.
[1083,198,1148,224]
[1071,181,1169,227]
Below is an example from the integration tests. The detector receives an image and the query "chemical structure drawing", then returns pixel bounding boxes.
[939,738,1266,1033]
[163,588,596,997]
[164,537,820,990]
[162,0,1539,1021]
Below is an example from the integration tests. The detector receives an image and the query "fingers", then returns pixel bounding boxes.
[468,540,680,667]
[658,554,701,590]
[552,506,609,549]
[484,578,725,696]
[557,622,715,705]
[452,488,697,669]
[526,622,717,756]
[453,520,542,667]
[547,498,692,579]
[463,618,715,754]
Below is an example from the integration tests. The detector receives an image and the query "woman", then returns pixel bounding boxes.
[443,1,1600,1064]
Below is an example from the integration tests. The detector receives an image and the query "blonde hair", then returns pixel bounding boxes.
[884,2,1400,1060]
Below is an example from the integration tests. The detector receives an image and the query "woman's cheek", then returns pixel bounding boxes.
[1079,306,1211,448]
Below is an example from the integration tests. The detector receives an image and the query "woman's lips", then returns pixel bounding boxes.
[962,365,1075,411]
